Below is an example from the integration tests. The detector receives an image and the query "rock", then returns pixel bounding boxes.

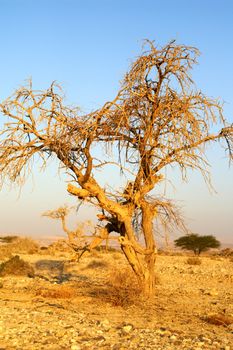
[208,289,219,297]
[99,319,110,330]
[156,328,171,337]
[71,345,81,350]
[121,324,134,334]
[170,335,177,341]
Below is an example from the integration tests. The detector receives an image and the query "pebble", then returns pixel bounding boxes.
[1,255,233,349]
[71,345,81,350]
[121,324,134,334]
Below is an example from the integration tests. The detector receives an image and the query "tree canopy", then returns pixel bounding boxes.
[174,234,221,255]
[0,40,232,295]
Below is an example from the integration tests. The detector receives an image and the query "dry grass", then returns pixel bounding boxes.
[0,255,35,277]
[0,245,12,261]
[85,259,109,269]
[0,237,39,259]
[0,235,19,243]
[205,313,233,326]
[45,240,74,257]
[35,284,77,299]
[105,267,144,307]
[110,251,123,260]
[186,257,202,265]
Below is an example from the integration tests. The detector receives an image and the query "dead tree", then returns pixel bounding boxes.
[0,40,232,296]
[42,206,110,257]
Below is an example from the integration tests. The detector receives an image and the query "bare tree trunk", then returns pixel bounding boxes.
[120,243,156,296]
[118,208,157,297]
[141,202,157,296]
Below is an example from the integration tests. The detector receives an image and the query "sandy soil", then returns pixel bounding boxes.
[0,250,232,349]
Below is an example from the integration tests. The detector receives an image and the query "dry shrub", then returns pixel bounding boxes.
[229,256,233,263]
[205,313,233,326]
[89,249,102,258]
[86,259,109,269]
[14,237,39,254]
[0,235,19,243]
[46,239,73,256]
[0,245,13,261]
[39,246,49,252]
[35,284,77,299]
[111,251,123,260]
[0,236,39,260]
[209,256,221,261]
[219,248,233,257]
[0,237,39,255]
[106,267,144,307]
[186,257,202,265]
[0,255,35,277]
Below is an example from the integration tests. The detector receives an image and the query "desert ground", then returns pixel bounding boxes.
[0,238,232,350]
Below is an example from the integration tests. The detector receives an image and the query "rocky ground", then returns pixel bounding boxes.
[0,249,232,349]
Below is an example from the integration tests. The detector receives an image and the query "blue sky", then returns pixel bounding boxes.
[0,0,232,244]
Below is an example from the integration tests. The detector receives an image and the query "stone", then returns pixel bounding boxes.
[71,345,81,350]
[100,319,110,331]
[121,324,134,334]
[170,335,177,341]
[208,289,219,297]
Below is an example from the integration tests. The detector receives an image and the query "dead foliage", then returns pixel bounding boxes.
[0,40,232,296]
[0,235,19,243]
[85,259,109,270]
[205,313,233,326]
[35,284,77,299]
[45,240,74,256]
[0,237,39,261]
[219,248,233,257]
[0,245,12,261]
[186,257,202,265]
[4,237,38,254]
[0,255,35,277]
[105,267,158,307]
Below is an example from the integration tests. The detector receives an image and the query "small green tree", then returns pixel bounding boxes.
[174,234,220,255]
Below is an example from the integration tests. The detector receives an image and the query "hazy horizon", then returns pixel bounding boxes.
[0,0,232,245]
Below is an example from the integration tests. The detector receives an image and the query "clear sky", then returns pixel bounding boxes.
[0,0,232,245]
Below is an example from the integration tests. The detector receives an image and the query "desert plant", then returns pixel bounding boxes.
[0,235,19,243]
[42,206,97,255]
[12,237,39,254]
[0,237,39,259]
[85,259,109,269]
[205,313,233,326]
[35,284,77,299]
[186,257,201,265]
[219,248,233,257]
[106,267,143,307]
[0,245,12,261]
[0,255,35,277]
[0,40,232,296]
[175,234,220,255]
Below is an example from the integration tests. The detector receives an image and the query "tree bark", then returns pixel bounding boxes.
[119,208,157,297]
